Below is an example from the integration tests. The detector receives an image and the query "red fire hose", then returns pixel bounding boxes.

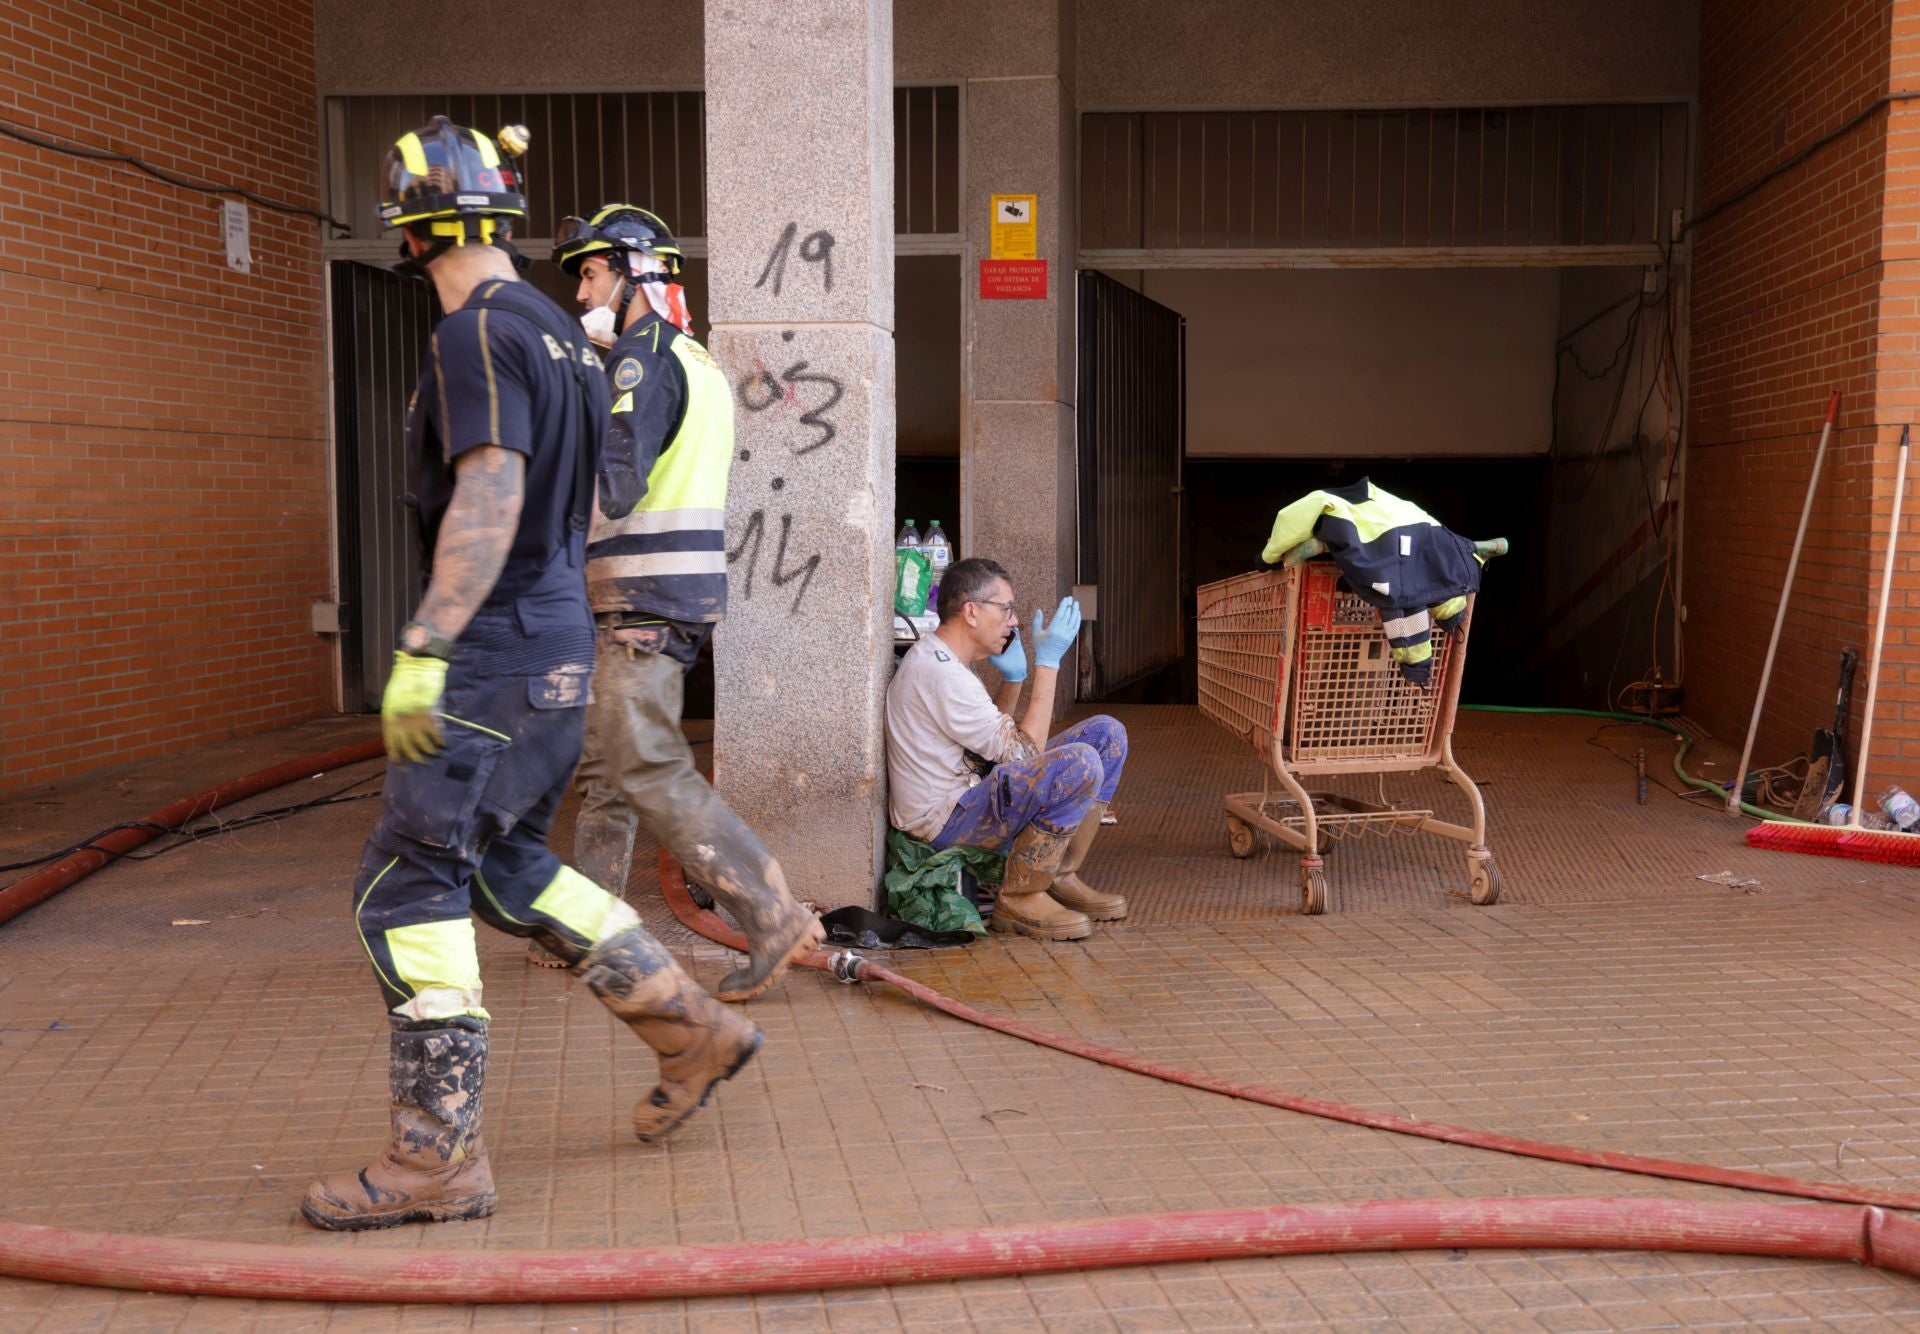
[4,1198,1918,1303]
[659,856,1920,1213]
[3,744,1919,1305]
[0,738,386,927]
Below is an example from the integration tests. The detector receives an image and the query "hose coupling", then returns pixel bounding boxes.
[829,950,867,984]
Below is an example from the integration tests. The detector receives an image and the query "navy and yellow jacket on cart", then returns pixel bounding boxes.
[1260,478,1483,685]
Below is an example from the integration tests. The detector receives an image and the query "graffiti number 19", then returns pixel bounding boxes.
[754,222,836,297]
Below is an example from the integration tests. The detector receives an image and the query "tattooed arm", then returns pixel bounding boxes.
[403,444,526,651]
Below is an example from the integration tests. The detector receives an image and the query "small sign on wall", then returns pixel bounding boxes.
[990,194,1037,259]
[222,200,252,274]
[980,259,1048,300]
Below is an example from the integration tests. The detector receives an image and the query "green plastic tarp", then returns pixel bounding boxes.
[882,829,1002,937]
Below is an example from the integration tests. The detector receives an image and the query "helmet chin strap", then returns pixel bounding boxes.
[612,258,639,331]
[394,235,451,279]
[496,238,532,272]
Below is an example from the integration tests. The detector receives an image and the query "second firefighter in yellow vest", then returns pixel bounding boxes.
[542,203,825,996]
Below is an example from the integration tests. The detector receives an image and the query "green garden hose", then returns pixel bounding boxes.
[1460,704,1809,824]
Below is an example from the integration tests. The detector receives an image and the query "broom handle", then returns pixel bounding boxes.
[1729,390,1842,814]
[1849,427,1910,828]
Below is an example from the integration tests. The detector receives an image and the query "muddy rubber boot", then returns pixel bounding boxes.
[302,1021,496,1231]
[576,926,764,1141]
[989,824,1092,941]
[1048,802,1128,921]
[694,848,826,1003]
[527,942,568,967]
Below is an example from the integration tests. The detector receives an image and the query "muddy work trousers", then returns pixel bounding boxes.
[353,658,643,1023]
[930,715,1129,852]
[572,627,782,907]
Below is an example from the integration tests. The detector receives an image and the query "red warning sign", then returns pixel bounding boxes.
[979,259,1048,300]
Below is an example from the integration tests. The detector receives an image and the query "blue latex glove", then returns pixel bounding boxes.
[1031,596,1083,670]
[987,628,1027,682]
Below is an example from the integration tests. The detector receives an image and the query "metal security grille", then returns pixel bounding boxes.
[895,85,961,235]
[329,261,436,711]
[327,88,962,243]
[327,91,708,242]
[1081,103,1688,264]
[1077,272,1186,698]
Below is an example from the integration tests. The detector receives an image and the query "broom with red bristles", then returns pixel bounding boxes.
[1747,425,1920,866]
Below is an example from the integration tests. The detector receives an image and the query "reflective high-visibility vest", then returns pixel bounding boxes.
[1260,478,1483,684]
[585,326,733,623]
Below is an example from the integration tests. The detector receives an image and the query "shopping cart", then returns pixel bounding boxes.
[1195,546,1504,914]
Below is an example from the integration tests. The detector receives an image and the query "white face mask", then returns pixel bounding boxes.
[579,278,625,348]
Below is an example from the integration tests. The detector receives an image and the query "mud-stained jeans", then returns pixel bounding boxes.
[929,715,1130,853]
[572,632,782,906]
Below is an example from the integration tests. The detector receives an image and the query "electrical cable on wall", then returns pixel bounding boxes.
[0,112,350,233]
[1561,84,1920,704]
[1686,90,1920,238]
[1547,229,1684,710]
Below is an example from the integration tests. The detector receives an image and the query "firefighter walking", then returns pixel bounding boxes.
[531,203,825,999]
[303,121,760,1233]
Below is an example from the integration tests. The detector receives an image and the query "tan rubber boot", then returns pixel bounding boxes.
[697,849,827,1003]
[576,926,764,1141]
[989,824,1093,941]
[1049,801,1128,921]
[302,1022,496,1231]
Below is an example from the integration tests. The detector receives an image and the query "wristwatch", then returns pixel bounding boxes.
[399,620,455,660]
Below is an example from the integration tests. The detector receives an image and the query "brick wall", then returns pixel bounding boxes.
[0,0,331,797]
[1867,2,1920,776]
[1687,0,1893,777]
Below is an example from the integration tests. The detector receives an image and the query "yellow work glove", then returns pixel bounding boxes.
[381,652,449,764]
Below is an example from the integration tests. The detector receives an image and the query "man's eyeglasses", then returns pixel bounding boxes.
[970,598,1017,617]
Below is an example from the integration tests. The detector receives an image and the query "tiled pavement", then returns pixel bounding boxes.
[3,707,1920,1330]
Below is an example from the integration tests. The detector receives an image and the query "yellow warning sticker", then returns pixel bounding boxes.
[990,195,1038,260]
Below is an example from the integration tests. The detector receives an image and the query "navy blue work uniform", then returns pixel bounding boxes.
[352,277,638,1023]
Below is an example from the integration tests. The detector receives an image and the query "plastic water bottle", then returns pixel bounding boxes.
[1827,804,1897,829]
[896,519,922,551]
[1879,785,1920,831]
[924,520,952,573]
[923,520,951,612]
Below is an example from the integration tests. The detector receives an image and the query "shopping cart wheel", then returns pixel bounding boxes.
[1226,816,1255,859]
[1299,862,1329,915]
[1468,857,1501,906]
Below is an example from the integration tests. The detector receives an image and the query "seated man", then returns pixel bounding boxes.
[884,557,1129,940]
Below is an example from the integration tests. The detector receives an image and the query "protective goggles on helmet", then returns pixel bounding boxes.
[551,205,683,276]
[552,214,606,261]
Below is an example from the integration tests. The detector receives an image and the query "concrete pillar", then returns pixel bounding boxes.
[704,0,895,906]
[962,2,1078,698]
